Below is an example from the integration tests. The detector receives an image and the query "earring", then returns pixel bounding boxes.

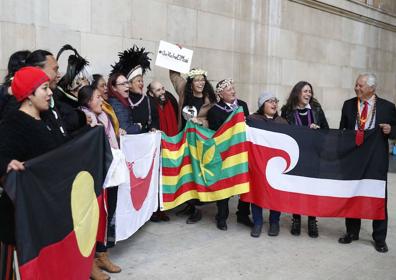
[28,100,33,106]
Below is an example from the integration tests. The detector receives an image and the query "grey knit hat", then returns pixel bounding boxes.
[258,91,276,108]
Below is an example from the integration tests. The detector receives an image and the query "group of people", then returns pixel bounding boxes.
[0,43,395,280]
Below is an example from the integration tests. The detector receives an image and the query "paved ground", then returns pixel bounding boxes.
[108,157,396,280]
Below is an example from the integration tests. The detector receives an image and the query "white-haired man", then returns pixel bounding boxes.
[338,73,396,253]
[206,79,252,231]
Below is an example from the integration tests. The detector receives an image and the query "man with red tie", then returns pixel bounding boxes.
[338,73,396,253]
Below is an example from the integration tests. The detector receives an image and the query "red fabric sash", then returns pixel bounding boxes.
[158,101,178,136]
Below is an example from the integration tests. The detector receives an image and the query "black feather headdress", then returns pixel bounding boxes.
[110,45,151,80]
[56,44,91,90]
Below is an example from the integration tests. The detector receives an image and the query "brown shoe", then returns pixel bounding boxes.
[90,259,110,280]
[96,252,121,273]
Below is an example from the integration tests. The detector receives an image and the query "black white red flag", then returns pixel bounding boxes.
[5,127,112,280]
[241,119,388,220]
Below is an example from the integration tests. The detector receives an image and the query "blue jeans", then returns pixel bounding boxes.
[251,203,280,225]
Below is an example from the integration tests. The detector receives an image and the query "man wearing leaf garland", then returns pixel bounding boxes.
[111,45,159,133]
[206,79,252,230]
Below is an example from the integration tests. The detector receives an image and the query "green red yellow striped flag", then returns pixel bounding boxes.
[161,108,250,210]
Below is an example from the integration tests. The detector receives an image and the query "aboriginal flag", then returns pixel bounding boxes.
[5,126,112,280]
[242,120,388,220]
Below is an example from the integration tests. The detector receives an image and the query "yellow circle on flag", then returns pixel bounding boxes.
[71,171,99,257]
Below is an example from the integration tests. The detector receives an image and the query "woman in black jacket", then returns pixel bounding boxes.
[0,67,66,279]
[281,81,329,238]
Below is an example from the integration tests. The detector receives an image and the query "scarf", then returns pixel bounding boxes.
[102,100,120,136]
[157,100,178,136]
[80,106,119,149]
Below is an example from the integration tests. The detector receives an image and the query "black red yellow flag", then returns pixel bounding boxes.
[5,127,112,280]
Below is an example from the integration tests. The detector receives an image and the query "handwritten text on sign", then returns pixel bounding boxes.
[155,41,193,73]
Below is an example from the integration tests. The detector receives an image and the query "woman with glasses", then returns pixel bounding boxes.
[281,81,329,238]
[107,73,141,134]
[247,92,288,238]
[110,46,159,133]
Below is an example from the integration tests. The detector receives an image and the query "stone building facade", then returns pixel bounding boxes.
[1,0,395,127]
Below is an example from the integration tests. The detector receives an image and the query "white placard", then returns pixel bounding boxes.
[155,40,193,73]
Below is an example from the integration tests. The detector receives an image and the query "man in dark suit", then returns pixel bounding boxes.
[338,73,396,253]
[207,79,252,230]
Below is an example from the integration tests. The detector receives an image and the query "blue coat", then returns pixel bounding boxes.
[108,97,141,134]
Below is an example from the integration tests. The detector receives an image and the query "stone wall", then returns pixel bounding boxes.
[1,0,395,127]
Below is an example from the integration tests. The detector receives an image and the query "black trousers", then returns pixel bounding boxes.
[345,218,387,243]
[345,186,388,243]
[216,198,250,222]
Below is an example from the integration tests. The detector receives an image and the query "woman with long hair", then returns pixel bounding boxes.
[169,68,217,224]
[170,68,217,129]
[281,81,329,238]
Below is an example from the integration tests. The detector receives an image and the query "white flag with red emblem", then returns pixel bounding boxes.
[115,132,161,241]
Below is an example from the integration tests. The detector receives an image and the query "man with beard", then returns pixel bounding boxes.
[147,81,179,137]
[145,80,178,222]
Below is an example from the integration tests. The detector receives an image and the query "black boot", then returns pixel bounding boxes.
[149,212,161,222]
[268,223,280,237]
[186,208,202,224]
[308,217,318,238]
[338,233,359,244]
[290,215,301,236]
[216,219,228,231]
[175,203,195,216]
[250,224,262,238]
[236,215,253,228]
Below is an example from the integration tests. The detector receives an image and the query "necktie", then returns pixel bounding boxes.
[355,101,368,146]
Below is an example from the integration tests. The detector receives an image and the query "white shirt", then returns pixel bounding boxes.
[355,95,376,130]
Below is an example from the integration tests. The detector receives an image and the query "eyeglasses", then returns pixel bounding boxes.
[267,98,279,104]
[116,81,129,86]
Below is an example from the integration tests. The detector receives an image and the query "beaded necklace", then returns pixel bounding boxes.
[214,100,239,113]
[356,95,376,130]
[128,94,145,109]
